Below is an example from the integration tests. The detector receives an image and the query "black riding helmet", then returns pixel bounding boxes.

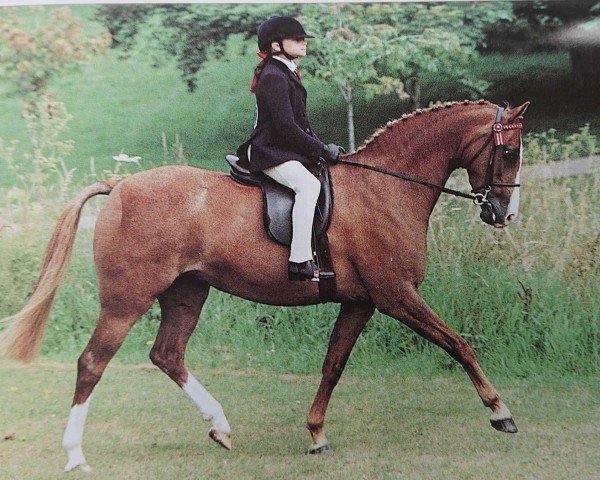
[257,16,314,58]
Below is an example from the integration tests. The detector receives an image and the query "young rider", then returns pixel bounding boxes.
[238,16,343,282]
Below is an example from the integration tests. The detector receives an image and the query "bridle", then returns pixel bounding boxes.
[337,107,523,208]
[469,107,523,205]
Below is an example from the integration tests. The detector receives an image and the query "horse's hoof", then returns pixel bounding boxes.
[308,443,334,455]
[490,417,518,433]
[209,428,232,450]
[64,463,92,474]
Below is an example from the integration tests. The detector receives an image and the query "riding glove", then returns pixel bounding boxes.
[322,143,344,164]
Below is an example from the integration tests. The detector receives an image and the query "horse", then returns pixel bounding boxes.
[0,99,530,472]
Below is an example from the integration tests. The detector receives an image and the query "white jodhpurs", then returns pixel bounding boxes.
[263,160,321,263]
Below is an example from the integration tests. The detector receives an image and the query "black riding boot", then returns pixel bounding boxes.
[288,259,335,282]
[288,259,320,282]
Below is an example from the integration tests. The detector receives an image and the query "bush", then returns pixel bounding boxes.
[524,124,598,164]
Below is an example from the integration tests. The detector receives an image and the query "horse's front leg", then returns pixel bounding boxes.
[306,301,375,453]
[378,285,517,432]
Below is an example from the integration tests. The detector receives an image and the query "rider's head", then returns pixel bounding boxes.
[257,16,314,60]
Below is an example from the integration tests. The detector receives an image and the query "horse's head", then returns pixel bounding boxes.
[463,102,530,228]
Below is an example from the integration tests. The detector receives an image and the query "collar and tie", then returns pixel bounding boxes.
[272,55,301,80]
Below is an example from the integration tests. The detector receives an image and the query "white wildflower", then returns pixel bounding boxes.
[112,153,141,165]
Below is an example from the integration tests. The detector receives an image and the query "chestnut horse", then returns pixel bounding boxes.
[0,100,529,472]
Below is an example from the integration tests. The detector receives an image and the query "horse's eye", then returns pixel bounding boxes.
[504,148,519,161]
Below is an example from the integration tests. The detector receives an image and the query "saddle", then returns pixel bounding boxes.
[226,155,336,300]
[226,155,333,246]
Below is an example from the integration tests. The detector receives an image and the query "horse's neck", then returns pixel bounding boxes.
[342,108,468,219]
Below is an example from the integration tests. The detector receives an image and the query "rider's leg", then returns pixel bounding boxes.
[264,161,321,263]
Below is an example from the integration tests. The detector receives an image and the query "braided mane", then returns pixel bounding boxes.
[355,99,496,153]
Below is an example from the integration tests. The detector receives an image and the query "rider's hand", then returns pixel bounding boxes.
[322,143,344,164]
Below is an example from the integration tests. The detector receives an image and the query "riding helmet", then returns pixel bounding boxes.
[257,16,314,53]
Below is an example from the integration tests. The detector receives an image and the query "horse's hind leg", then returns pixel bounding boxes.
[150,274,232,450]
[62,297,154,472]
[382,287,517,433]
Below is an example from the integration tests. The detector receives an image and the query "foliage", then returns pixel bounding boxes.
[0,6,110,204]
[94,3,154,50]
[0,94,138,231]
[486,1,600,53]
[0,6,109,98]
[21,96,75,193]
[516,0,599,24]
[94,3,515,152]
[95,4,299,91]
[299,2,514,150]
[0,95,76,210]
[303,2,513,98]
[524,124,598,163]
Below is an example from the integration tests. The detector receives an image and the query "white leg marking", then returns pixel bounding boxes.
[490,402,512,421]
[310,434,330,450]
[506,134,523,218]
[183,372,231,433]
[62,396,92,472]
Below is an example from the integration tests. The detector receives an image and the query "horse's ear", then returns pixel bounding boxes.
[508,101,530,122]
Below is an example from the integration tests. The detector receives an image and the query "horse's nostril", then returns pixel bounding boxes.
[507,214,516,222]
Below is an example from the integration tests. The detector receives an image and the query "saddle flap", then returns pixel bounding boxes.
[226,155,333,246]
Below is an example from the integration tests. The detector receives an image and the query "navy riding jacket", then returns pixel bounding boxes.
[238,58,325,172]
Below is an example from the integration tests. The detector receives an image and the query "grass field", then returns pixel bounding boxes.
[1,361,599,480]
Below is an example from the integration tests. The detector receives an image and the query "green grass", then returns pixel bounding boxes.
[1,361,599,479]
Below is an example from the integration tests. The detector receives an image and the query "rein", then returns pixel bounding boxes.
[337,107,523,207]
[336,158,479,201]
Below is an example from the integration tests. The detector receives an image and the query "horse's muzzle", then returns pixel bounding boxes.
[479,199,514,228]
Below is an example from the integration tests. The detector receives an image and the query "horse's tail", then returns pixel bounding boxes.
[0,179,120,362]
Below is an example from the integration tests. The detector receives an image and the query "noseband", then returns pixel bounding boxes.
[337,107,523,208]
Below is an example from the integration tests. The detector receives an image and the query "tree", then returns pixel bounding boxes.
[300,2,514,151]
[0,7,109,101]
[299,5,392,153]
